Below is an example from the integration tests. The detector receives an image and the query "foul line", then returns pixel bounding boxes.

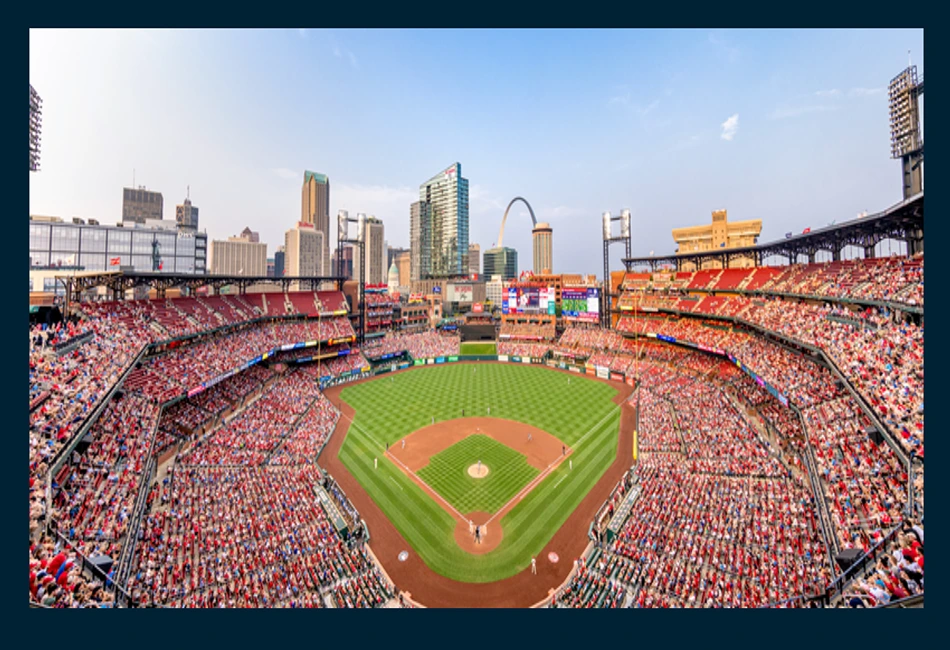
[388,476,403,491]
[553,475,568,489]
[484,405,620,527]
[335,407,472,524]
[334,399,620,529]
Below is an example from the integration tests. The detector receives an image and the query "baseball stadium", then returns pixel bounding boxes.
[29,59,924,609]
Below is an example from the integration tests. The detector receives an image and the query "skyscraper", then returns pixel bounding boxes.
[285,222,324,291]
[532,223,553,273]
[468,243,481,277]
[302,171,330,274]
[416,162,469,278]
[175,194,199,233]
[353,216,386,285]
[123,187,164,224]
[409,200,430,282]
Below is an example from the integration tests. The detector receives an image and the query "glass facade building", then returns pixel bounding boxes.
[416,162,469,278]
[483,247,518,281]
[29,217,207,274]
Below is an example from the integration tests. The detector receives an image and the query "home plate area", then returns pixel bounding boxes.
[386,417,572,554]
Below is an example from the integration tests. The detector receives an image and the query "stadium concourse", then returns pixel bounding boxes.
[29,254,923,608]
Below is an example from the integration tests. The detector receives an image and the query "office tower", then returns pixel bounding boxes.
[302,170,330,274]
[285,222,325,290]
[468,243,481,276]
[417,162,469,278]
[483,246,518,280]
[532,222,553,273]
[211,232,267,276]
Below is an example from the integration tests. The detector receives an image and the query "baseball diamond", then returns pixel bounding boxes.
[329,363,623,589]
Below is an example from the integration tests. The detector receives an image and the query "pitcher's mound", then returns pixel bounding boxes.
[467,464,489,478]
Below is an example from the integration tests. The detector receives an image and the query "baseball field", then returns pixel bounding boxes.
[335,363,622,583]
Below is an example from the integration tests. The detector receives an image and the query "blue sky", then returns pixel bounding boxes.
[29,28,923,276]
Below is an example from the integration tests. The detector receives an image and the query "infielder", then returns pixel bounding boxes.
[531,557,537,575]
[374,457,378,469]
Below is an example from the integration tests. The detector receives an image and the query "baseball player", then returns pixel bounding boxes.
[374,457,378,470]
[469,520,474,535]
[531,557,537,575]
[475,526,481,544]
[569,459,573,470]
[402,439,406,450]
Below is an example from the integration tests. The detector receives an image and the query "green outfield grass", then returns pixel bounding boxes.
[336,363,621,583]
[459,341,497,355]
[416,434,538,514]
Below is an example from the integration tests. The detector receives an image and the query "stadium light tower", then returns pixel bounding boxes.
[30,85,42,172]
[601,209,632,328]
[889,63,924,199]
[337,210,365,344]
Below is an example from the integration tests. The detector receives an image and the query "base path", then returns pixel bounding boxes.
[319,362,635,608]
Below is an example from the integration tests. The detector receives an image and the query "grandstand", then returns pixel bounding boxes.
[30,198,923,608]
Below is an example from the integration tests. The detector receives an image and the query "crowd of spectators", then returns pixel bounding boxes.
[497,341,551,357]
[178,369,322,466]
[842,520,923,607]
[30,535,116,608]
[499,320,556,340]
[127,465,393,607]
[50,394,159,561]
[360,330,460,360]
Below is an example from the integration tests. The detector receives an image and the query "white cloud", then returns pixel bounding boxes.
[849,87,884,97]
[815,89,841,97]
[271,167,298,180]
[720,113,739,141]
[769,104,838,120]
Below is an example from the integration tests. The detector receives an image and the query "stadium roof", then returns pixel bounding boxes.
[623,192,923,270]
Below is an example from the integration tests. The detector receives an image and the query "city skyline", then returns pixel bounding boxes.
[29,28,923,277]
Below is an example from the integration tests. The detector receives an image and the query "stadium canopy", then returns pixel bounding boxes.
[622,193,923,272]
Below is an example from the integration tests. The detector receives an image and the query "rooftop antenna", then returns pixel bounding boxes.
[187,185,190,200]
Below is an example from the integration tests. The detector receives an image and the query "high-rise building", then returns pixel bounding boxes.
[240,226,260,243]
[416,162,469,278]
[211,232,267,276]
[353,216,386,285]
[468,243,481,277]
[122,187,164,224]
[301,171,330,274]
[175,194,199,233]
[483,246,518,280]
[274,247,285,278]
[285,222,325,291]
[672,209,762,270]
[409,200,430,281]
[395,251,411,287]
[532,223,553,273]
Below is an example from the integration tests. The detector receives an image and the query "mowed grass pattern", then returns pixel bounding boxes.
[337,363,620,583]
[417,435,538,514]
[460,342,497,355]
